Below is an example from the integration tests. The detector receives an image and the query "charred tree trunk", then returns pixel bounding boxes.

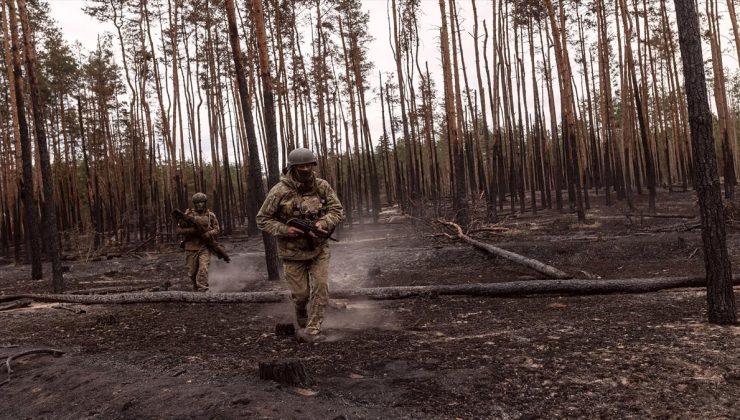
[225,0,280,281]
[439,0,467,225]
[17,0,64,292]
[250,0,280,188]
[5,276,739,305]
[4,0,41,279]
[673,0,736,325]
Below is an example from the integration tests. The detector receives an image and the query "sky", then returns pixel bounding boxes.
[43,0,740,164]
[47,0,492,79]
[45,0,499,159]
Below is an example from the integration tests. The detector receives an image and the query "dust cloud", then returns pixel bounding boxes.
[329,241,385,290]
[207,251,270,292]
[323,300,401,333]
[208,241,401,335]
[325,238,402,333]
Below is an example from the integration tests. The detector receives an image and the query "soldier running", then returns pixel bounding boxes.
[256,148,344,343]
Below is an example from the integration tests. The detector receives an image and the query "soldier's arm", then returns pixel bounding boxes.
[176,220,196,236]
[317,182,344,231]
[207,213,220,239]
[256,188,290,236]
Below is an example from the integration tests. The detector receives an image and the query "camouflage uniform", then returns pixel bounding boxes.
[256,170,344,336]
[176,208,220,291]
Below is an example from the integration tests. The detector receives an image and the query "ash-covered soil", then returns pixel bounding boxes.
[1,190,739,419]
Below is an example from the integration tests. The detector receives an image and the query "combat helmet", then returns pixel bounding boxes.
[287,148,317,169]
[192,192,208,203]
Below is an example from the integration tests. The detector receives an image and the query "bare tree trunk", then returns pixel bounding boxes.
[439,0,467,225]
[482,20,500,219]
[706,0,736,200]
[544,0,584,222]
[250,0,280,187]
[225,0,280,281]
[16,0,63,291]
[3,0,42,279]
[673,0,736,325]
[391,0,418,208]
[1,0,23,264]
[618,0,656,214]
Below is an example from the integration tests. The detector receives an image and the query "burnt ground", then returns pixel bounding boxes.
[1,190,739,419]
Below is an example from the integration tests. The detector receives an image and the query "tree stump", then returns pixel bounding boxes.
[274,323,295,337]
[258,359,314,387]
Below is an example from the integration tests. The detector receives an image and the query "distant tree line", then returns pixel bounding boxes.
[0,0,739,321]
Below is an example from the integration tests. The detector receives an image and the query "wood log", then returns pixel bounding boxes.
[649,222,701,233]
[5,349,65,375]
[51,304,86,314]
[0,299,32,311]
[2,349,65,386]
[0,290,288,304]
[591,214,697,220]
[637,214,696,219]
[258,359,313,387]
[64,283,169,295]
[440,220,572,279]
[0,275,738,305]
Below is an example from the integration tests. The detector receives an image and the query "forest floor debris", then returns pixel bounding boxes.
[1,190,739,418]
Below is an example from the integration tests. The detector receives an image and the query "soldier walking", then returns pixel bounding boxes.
[257,148,344,342]
[177,192,220,292]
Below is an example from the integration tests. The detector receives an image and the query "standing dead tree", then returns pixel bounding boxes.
[225,0,279,280]
[2,0,42,279]
[673,0,737,325]
[17,0,64,292]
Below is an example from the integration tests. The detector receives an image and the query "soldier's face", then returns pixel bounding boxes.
[293,164,315,183]
[194,201,206,212]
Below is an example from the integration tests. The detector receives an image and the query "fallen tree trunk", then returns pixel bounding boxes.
[1,276,738,304]
[0,299,32,311]
[0,290,288,304]
[64,283,169,295]
[439,220,571,279]
[1,349,65,387]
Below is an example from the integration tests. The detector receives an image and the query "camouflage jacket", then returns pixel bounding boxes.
[256,172,344,260]
[176,209,220,251]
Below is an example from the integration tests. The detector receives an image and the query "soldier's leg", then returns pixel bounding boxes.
[186,251,198,290]
[283,259,310,327]
[195,250,211,292]
[306,247,330,335]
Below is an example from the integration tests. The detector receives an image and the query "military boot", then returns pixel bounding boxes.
[295,306,308,328]
[296,329,326,343]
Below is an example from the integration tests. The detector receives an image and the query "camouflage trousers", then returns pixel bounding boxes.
[186,249,211,292]
[283,247,330,335]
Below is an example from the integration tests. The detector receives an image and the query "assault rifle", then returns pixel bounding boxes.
[172,209,231,263]
[286,218,338,250]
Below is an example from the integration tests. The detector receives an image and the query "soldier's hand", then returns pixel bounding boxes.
[286,226,303,237]
[314,222,328,235]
